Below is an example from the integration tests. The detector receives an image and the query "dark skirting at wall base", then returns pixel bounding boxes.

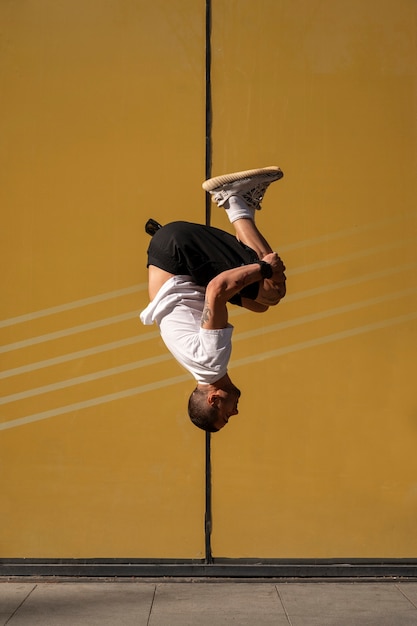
[1,558,417,579]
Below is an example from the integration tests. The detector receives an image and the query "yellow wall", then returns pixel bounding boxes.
[0,0,207,559]
[210,0,417,558]
[1,0,416,559]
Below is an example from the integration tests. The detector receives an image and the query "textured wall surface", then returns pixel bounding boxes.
[1,0,416,559]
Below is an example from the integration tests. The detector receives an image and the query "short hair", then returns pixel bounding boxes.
[188,387,220,432]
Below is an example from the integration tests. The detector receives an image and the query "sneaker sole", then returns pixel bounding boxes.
[202,166,283,192]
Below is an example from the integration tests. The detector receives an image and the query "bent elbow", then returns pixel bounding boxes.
[206,276,228,299]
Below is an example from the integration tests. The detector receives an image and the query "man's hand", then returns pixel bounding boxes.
[262,252,286,278]
[256,252,287,306]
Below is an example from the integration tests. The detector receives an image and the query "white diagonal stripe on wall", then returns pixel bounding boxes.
[0,284,146,328]
[0,353,173,405]
[0,333,159,380]
[288,238,414,276]
[1,310,416,432]
[1,286,415,399]
[0,374,190,432]
[2,262,415,355]
[283,262,417,302]
[233,286,417,342]
[1,212,413,329]
[231,311,417,369]
[0,311,139,354]
[276,211,415,253]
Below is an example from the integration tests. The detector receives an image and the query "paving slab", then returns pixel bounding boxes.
[399,584,417,608]
[148,582,288,625]
[0,584,36,624]
[2,582,155,626]
[276,582,417,626]
[1,581,417,626]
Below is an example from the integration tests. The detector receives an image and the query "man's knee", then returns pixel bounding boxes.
[256,279,286,306]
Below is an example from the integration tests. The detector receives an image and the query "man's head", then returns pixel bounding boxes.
[188,380,241,432]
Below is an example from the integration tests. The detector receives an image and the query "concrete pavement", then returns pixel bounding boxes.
[1,580,417,625]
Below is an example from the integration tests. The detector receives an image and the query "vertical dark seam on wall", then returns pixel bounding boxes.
[204,0,213,566]
[205,0,212,227]
[205,431,213,563]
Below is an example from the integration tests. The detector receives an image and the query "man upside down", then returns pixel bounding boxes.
[140,166,286,432]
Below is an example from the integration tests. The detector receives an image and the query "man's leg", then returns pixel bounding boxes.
[203,167,286,306]
[231,216,286,307]
[231,217,273,260]
[148,265,175,301]
[202,166,282,260]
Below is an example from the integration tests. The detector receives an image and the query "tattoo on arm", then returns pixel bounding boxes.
[201,301,211,326]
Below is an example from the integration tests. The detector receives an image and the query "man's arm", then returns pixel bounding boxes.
[241,298,269,313]
[201,264,265,330]
[201,252,286,329]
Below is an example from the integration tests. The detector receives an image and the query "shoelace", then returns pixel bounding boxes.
[241,182,271,207]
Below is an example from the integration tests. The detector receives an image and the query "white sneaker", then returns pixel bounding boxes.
[202,166,283,210]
